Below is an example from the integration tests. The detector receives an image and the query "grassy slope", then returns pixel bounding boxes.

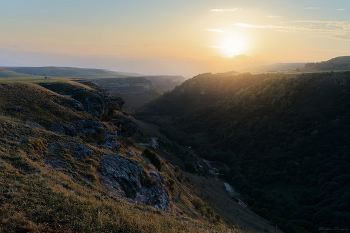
[0,81,239,233]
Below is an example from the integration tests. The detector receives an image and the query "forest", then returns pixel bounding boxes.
[135,71,350,233]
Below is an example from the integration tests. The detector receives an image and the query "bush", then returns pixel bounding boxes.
[143,148,162,170]
[168,179,175,186]
[174,166,180,173]
[192,198,203,209]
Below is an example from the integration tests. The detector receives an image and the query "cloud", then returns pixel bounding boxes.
[210,8,239,12]
[268,15,282,18]
[206,29,232,33]
[292,20,350,30]
[326,34,350,41]
[335,9,346,11]
[303,7,320,10]
[234,20,350,41]
[233,23,290,29]
[13,45,19,48]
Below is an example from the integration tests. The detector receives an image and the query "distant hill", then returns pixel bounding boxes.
[301,56,350,71]
[0,67,32,78]
[241,63,305,72]
[2,66,140,78]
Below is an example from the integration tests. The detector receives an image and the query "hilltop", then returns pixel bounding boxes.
[301,56,350,72]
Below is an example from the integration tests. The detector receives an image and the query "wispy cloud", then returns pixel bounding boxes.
[233,23,290,29]
[327,34,350,41]
[210,8,239,12]
[335,9,346,11]
[206,29,232,33]
[303,7,320,10]
[234,20,350,41]
[292,20,350,30]
[268,15,282,18]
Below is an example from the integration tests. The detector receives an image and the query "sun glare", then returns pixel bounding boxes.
[220,34,246,57]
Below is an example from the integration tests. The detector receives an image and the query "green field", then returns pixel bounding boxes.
[0,67,79,83]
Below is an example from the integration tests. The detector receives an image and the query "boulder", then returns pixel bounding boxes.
[99,154,169,211]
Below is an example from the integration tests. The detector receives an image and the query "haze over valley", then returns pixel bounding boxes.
[1,1,350,233]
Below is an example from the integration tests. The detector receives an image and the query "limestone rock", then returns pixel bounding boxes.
[24,121,45,130]
[51,123,77,136]
[99,154,169,211]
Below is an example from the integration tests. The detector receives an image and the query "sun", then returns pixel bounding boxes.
[220,34,246,57]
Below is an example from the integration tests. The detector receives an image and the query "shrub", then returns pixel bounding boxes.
[143,148,161,170]
[168,179,175,186]
[174,166,180,173]
[192,198,203,209]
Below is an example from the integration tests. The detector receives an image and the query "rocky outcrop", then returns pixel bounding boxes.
[41,80,125,117]
[24,122,45,130]
[47,141,93,159]
[113,115,138,137]
[51,123,77,136]
[99,154,169,211]
[72,118,104,135]
[75,80,125,115]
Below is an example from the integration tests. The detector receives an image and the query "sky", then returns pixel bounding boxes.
[0,0,349,76]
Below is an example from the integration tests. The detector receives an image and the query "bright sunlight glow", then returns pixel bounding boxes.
[220,34,246,57]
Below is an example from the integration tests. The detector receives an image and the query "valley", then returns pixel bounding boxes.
[1,55,350,232]
[134,68,350,232]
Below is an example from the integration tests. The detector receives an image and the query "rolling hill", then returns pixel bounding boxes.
[2,66,138,79]
[0,67,32,78]
[301,56,350,72]
[241,63,305,73]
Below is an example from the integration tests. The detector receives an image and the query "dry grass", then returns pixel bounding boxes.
[0,116,242,233]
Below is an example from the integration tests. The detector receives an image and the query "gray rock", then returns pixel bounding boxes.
[102,140,119,151]
[51,123,77,136]
[113,115,138,137]
[72,119,103,135]
[46,142,92,159]
[24,122,45,130]
[72,143,93,159]
[99,154,169,211]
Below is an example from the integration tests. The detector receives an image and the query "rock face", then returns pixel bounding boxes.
[113,115,138,137]
[75,80,125,116]
[40,80,125,117]
[99,154,169,211]
[47,142,93,159]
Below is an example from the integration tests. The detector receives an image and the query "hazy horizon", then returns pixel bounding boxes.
[1,0,349,76]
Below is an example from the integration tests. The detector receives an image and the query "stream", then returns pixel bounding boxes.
[189,150,249,208]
